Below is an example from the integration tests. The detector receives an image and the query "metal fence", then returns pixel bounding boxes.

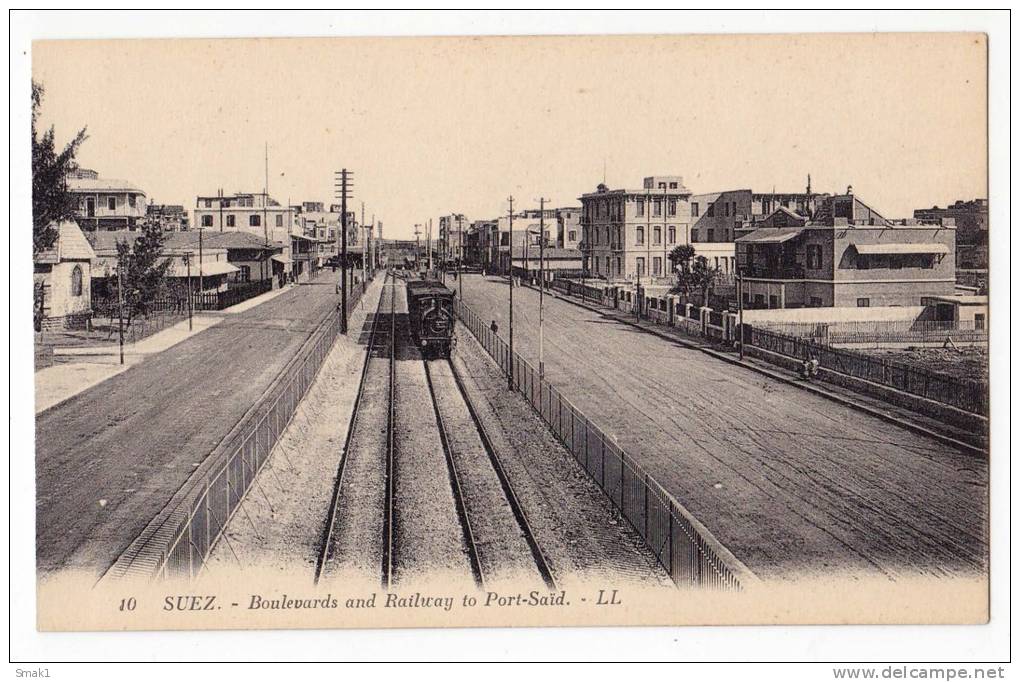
[456,299,754,590]
[751,319,988,346]
[105,277,372,581]
[747,326,988,416]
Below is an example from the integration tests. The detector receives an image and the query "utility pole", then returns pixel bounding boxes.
[457,213,463,299]
[117,251,125,365]
[198,225,204,304]
[507,195,514,391]
[185,253,193,331]
[538,197,547,378]
[335,168,354,334]
[365,201,369,287]
[737,268,745,360]
[414,224,421,271]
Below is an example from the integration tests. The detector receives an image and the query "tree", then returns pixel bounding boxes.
[32,80,88,255]
[690,255,721,307]
[668,244,697,298]
[114,218,172,328]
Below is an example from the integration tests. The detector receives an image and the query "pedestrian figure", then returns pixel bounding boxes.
[490,320,499,335]
[800,356,819,380]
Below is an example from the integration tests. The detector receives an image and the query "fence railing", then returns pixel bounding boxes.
[92,279,274,318]
[456,298,755,590]
[746,326,988,415]
[104,277,372,581]
[752,319,988,346]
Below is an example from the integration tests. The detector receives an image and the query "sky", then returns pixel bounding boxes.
[32,33,987,241]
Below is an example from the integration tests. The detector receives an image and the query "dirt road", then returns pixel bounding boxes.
[36,273,360,577]
[459,276,987,581]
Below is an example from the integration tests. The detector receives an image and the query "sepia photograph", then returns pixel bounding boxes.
[9,9,1009,671]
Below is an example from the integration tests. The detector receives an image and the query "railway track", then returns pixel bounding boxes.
[424,357,557,590]
[315,272,396,584]
[317,271,555,590]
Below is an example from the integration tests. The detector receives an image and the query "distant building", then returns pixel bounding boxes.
[146,203,189,232]
[34,222,96,330]
[913,199,988,269]
[507,246,583,279]
[67,168,147,231]
[90,230,238,296]
[735,190,956,309]
[695,182,828,243]
[579,175,694,282]
[192,191,297,245]
[556,206,582,250]
[438,214,469,264]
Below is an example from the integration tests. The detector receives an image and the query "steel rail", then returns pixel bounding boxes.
[446,357,557,590]
[423,359,485,589]
[314,272,392,584]
[381,279,397,589]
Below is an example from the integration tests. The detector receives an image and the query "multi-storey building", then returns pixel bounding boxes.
[913,199,988,269]
[192,191,298,245]
[556,206,582,250]
[146,203,189,232]
[579,175,694,281]
[735,191,956,309]
[694,184,827,243]
[67,168,147,231]
[438,213,469,264]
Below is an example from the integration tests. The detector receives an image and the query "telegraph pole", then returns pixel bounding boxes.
[361,201,367,286]
[538,197,547,378]
[185,253,193,331]
[457,213,463,299]
[335,168,354,334]
[117,251,125,365]
[507,195,514,390]
[414,224,421,270]
[737,268,745,360]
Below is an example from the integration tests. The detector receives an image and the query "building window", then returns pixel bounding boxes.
[857,298,870,308]
[276,214,284,227]
[653,227,661,244]
[769,295,779,308]
[669,182,678,189]
[668,227,676,244]
[725,202,730,217]
[250,215,261,227]
[653,257,662,276]
[975,313,986,331]
[691,229,699,241]
[691,202,699,217]
[594,227,599,245]
[107,196,117,211]
[707,228,715,242]
[568,230,576,242]
[128,194,136,208]
[743,292,750,304]
[636,257,645,276]
[70,265,83,297]
[616,257,621,274]
[668,199,677,216]
[204,199,212,208]
[594,256,600,274]
[636,227,645,245]
[599,200,607,218]
[652,199,662,217]
[226,214,236,228]
[658,182,666,189]
[201,214,213,228]
[807,244,823,269]
[810,296,823,307]
[707,203,715,218]
[239,265,251,282]
[636,199,645,217]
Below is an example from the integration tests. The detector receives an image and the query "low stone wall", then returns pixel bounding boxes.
[39,311,92,332]
[743,343,988,436]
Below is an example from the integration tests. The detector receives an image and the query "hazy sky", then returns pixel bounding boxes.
[32,33,986,240]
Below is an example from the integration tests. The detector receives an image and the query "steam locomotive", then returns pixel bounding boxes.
[405,278,456,359]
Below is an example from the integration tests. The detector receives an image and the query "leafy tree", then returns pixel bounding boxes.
[690,255,720,307]
[32,80,88,254]
[668,244,697,297]
[114,218,172,327]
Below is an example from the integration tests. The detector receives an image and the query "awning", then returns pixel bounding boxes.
[853,243,950,255]
[735,228,804,244]
[169,261,239,277]
[271,254,292,265]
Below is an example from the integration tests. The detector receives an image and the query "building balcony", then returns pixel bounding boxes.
[743,264,806,279]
